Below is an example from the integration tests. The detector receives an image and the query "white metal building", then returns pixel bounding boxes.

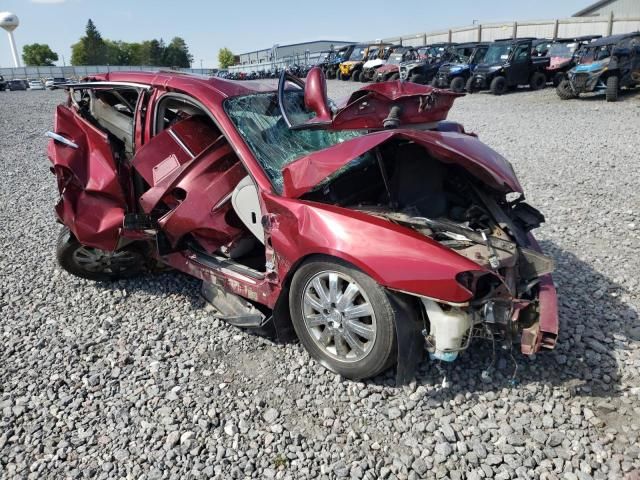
[574,0,640,18]
[236,40,354,66]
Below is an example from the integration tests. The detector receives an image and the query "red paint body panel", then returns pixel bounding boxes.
[331,82,462,130]
[281,129,522,198]
[48,105,127,251]
[263,195,484,303]
[526,234,559,351]
[47,71,558,360]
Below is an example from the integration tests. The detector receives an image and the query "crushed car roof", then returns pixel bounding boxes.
[88,71,277,99]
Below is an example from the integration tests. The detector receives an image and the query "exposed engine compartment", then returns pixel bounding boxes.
[303,139,554,360]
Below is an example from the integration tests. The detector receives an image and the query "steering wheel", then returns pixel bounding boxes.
[277,70,305,129]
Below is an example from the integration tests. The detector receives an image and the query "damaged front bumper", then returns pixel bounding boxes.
[394,233,558,369]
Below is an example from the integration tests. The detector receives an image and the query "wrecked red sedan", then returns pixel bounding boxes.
[46,68,558,381]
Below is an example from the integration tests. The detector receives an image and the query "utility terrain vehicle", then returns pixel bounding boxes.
[467,38,551,95]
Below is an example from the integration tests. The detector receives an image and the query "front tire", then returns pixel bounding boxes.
[351,70,360,82]
[556,79,577,100]
[450,76,465,93]
[465,77,476,93]
[529,71,546,91]
[289,258,397,380]
[490,76,507,95]
[56,227,146,281]
[606,76,619,102]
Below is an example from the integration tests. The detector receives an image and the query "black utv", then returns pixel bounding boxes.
[432,42,490,92]
[399,43,459,84]
[318,45,356,80]
[556,32,640,102]
[0,75,6,91]
[467,38,551,95]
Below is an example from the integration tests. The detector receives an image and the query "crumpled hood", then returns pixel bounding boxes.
[281,129,523,198]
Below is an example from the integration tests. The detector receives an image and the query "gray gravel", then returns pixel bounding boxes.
[1,83,639,479]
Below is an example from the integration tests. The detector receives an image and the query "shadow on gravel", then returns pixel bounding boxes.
[95,240,635,399]
[98,270,207,310]
[565,88,640,102]
[367,240,636,398]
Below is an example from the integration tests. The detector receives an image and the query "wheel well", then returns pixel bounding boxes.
[270,252,424,340]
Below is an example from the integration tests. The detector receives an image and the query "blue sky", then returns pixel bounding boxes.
[1,0,591,68]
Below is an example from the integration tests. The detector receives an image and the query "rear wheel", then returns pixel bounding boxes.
[56,227,146,281]
[490,76,507,95]
[556,79,577,100]
[290,259,397,380]
[465,77,475,93]
[606,75,619,102]
[450,76,465,93]
[529,71,547,91]
[409,73,426,84]
[351,70,360,82]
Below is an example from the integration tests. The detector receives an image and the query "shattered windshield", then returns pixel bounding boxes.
[225,92,363,193]
[484,44,512,64]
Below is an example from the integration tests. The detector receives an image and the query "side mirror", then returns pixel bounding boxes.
[277,67,332,130]
[304,67,332,124]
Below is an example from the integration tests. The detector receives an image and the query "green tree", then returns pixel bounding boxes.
[218,47,235,68]
[148,39,165,66]
[71,19,107,65]
[163,37,193,68]
[22,43,59,66]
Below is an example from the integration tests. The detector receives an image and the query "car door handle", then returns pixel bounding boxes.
[46,131,79,149]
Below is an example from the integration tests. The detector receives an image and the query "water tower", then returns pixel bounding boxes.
[0,12,21,68]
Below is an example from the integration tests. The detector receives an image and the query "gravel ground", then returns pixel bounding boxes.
[1,83,639,480]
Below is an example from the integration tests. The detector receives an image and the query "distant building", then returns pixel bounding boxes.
[236,40,354,66]
[573,0,640,17]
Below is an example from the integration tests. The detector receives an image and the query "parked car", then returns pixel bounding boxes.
[45,69,558,382]
[556,32,640,102]
[467,38,551,95]
[28,79,45,90]
[374,47,419,82]
[399,43,459,84]
[541,36,600,86]
[7,79,27,91]
[44,77,68,90]
[432,42,490,92]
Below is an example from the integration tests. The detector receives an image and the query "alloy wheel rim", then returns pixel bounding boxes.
[72,246,140,274]
[301,271,377,363]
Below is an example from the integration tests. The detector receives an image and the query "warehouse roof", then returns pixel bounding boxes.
[573,0,616,17]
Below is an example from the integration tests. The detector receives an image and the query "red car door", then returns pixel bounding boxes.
[131,99,247,253]
[47,104,129,251]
